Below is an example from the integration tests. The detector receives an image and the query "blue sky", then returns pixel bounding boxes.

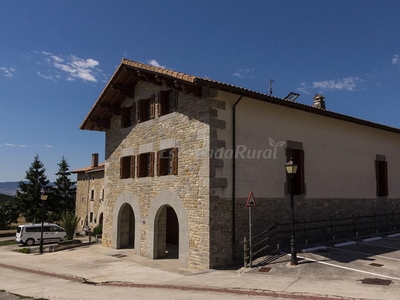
[1,0,400,182]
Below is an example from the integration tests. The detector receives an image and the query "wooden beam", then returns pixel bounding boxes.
[99,103,121,115]
[111,84,135,98]
[137,70,149,82]
[89,118,110,129]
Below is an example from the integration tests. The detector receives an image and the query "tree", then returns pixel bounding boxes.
[15,155,50,223]
[0,194,20,229]
[50,156,76,221]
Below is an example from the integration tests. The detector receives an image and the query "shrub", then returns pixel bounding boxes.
[93,224,102,236]
[60,212,80,240]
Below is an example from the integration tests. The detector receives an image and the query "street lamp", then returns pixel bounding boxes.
[285,158,298,265]
[39,192,48,254]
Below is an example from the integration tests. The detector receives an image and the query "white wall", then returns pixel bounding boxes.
[214,91,400,199]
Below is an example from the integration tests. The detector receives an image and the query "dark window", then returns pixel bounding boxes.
[101,189,104,200]
[121,104,136,128]
[137,152,154,177]
[90,190,94,200]
[158,148,178,176]
[90,212,93,223]
[138,95,155,122]
[158,90,178,116]
[120,156,135,179]
[376,160,388,196]
[286,149,305,195]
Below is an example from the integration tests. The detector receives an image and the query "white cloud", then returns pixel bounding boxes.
[44,145,53,148]
[297,82,310,94]
[233,68,254,79]
[5,143,15,147]
[392,54,399,66]
[147,59,166,69]
[39,52,102,83]
[312,76,363,92]
[0,67,16,77]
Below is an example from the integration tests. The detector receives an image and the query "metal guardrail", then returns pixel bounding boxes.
[244,211,400,267]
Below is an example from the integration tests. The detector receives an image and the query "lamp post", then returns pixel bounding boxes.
[285,158,298,265]
[39,192,48,254]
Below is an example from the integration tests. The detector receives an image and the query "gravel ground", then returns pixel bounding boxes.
[0,290,48,300]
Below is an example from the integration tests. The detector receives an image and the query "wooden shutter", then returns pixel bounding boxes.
[376,160,388,196]
[150,95,155,119]
[172,148,178,175]
[149,152,155,177]
[137,154,141,177]
[121,107,130,128]
[119,157,123,179]
[158,91,166,116]
[130,155,135,178]
[173,90,178,112]
[131,103,136,125]
[157,151,161,176]
[286,149,304,195]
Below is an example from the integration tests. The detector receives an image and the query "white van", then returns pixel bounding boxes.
[16,223,66,246]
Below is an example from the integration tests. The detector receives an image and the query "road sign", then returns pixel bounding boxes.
[246,191,256,207]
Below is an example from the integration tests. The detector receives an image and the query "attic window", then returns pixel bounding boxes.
[138,95,155,122]
[158,90,178,116]
[121,104,136,128]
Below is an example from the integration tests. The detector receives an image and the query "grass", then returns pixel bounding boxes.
[0,240,17,246]
[12,248,31,254]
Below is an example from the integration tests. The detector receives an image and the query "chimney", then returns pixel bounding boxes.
[91,153,99,167]
[313,94,326,110]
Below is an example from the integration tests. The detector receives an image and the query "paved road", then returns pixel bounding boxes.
[1,232,400,300]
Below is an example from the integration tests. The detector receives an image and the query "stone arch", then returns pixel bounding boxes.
[147,190,189,267]
[112,191,141,254]
[96,210,104,227]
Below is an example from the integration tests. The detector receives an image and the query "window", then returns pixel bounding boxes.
[90,190,95,200]
[158,148,178,176]
[137,152,154,177]
[158,90,178,116]
[138,95,155,122]
[81,197,84,202]
[90,212,93,223]
[120,155,135,179]
[376,158,388,196]
[286,148,305,195]
[121,104,136,128]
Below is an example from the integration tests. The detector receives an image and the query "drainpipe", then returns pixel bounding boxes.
[232,95,243,262]
[85,172,90,227]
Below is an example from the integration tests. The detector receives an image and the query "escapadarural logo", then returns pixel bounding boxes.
[210,138,286,159]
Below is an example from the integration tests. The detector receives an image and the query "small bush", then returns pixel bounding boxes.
[93,225,102,236]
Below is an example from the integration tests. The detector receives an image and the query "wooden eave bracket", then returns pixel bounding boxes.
[99,103,121,115]
[111,84,135,98]
[89,118,110,129]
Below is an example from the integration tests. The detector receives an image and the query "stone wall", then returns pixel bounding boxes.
[75,171,105,233]
[103,81,212,269]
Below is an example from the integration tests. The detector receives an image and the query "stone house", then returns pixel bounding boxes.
[78,58,400,270]
[71,153,105,234]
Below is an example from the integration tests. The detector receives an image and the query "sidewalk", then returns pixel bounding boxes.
[0,241,399,300]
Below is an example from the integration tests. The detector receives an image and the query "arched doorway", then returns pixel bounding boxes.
[118,203,135,249]
[98,212,103,227]
[147,190,189,267]
[155,205,179,259]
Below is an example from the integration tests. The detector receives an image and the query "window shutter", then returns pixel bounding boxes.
[121,107,129,128]
[137,154,141,177]
[119,157,123,179]
[158,91,165,116]
[150,152,155,177]
[173,90,178,112]
[150,94,155,119]
[172,148,178,175]
[377,160,388,196]
[130,155,135,178]
[298,149,305,195]
[132,103,136,125]
[157,151,161,176]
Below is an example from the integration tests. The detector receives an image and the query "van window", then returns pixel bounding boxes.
[17,227,22,233]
